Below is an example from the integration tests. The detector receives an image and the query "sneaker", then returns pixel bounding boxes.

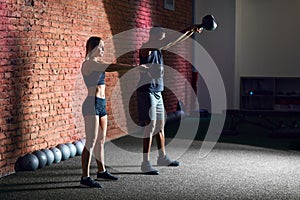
[97,170,118,181]
[157,155,179,167]
[141,161,159,175]
[80,177,102,188]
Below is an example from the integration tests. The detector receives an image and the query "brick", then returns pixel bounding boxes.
[0,0,193,177]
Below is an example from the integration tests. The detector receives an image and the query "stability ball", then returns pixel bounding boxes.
[19,154,39,171]
[14,156,23,172]
[50,147,62,163]
[42,148,54,166]
[57,144,71,161]
[33,150,47,168]
[80,138,86,146]
[73,140,84,156]
[66,142,77,158]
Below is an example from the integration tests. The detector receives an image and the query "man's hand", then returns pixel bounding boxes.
[195,27,204,33]
[192,25,204,33]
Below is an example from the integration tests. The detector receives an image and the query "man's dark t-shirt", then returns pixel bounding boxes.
[138,45,164,92]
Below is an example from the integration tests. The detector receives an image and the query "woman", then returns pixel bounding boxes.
[80,36,118,188]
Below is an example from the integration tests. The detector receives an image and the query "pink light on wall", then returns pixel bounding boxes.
[132,0,153,64]
[134,0,153,29]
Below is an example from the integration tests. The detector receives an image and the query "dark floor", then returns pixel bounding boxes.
[2,115,300,200]
[1,134,300,200]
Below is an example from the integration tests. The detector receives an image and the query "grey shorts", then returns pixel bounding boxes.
[137,91,165,122]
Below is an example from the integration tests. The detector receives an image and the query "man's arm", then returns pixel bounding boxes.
[160,25,202,50]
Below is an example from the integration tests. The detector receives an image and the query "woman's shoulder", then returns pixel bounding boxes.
[81,60,92,75]
[82,59,98,67]
[81,59,107,75]
[81,60,97,75]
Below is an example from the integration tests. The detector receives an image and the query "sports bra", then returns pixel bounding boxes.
[81,60,106,87]
[97,72,105,85]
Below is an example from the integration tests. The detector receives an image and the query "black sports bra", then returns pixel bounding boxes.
[81,60,106,87]
[97,72,105,85]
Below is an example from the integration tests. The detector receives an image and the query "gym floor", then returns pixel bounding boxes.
[1,130,300,200]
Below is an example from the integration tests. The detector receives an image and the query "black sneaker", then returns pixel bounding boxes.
[80,177,102,188]
[97,170,119,181]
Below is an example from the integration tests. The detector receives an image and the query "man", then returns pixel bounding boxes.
[137,25,203,174]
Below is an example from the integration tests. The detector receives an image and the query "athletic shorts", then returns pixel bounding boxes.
[95,97,107,117]
[82,96,107,117]
[137,91,165,122]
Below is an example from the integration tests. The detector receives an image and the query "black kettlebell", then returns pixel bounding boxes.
[198,15,218,31]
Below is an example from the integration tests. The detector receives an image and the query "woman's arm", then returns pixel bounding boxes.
[81,59,108,75]
[82,59,142,75]
[105,63,136,72]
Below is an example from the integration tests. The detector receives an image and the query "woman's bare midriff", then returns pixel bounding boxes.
[95,85,105,99]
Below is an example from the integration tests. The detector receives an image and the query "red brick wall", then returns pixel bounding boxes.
[0,0,193,176]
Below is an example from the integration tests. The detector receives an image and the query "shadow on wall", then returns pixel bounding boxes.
[101,1,154,134]
[101,0,193,120]
[102,0,153,64]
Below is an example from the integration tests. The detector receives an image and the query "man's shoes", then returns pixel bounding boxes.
[80,177,102,188]
[97,170,119,181]
[141,161,159,175]
[157,155,179,167]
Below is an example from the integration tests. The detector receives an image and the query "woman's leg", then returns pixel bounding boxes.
[82,115,99,177]
[94,115,107,172]
[94,114,118,180]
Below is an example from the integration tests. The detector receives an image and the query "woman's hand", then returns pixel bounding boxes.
[138,64,149,73]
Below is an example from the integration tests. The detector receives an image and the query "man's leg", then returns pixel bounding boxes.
[155,120,166,158]
[156,122,180,166]
[155,94,179,167]
[141,120,159,174]
[143,137,152,162]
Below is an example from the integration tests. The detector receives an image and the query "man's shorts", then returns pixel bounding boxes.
[137,91,165,122]
[82,96,107,117]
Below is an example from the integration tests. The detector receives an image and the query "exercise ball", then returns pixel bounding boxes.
[42,148,54,166]
[19,154,39,171]
[80,138,86,146]
[175,110,184,118]
[57,144,71,161]
[14,156,23,172]
[33,150,47,168]
[166,112,176,122]
[66,142,77,158]
[50,147,62,163]
[73,140,84,156]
